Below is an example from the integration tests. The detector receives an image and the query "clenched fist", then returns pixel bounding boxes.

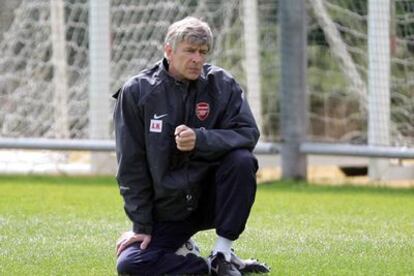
[174,125,196,151]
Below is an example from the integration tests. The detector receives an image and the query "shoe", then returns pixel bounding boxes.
[230,250,271,274]
[209,252,241,276]
[175,238,201,257]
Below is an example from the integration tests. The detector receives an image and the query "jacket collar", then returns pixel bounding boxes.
[158,58,208,89]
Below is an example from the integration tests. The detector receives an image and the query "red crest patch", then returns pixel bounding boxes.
[196,102,210,121]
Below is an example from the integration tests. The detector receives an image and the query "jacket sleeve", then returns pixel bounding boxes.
[113,82,154,235]
[193,79,260,160]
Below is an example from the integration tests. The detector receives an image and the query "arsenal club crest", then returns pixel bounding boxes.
[196,102,209,121]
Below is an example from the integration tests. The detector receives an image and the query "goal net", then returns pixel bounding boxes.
[307,0,414,146]
[0,0,253,173]
[0,0,413,173]
[0,0,249,140]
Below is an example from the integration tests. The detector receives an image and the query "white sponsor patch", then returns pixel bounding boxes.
[150,119,163,133]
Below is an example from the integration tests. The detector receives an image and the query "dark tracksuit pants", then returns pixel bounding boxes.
[117,149,258,275]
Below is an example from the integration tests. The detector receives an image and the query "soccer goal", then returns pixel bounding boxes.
[0,0,413,180]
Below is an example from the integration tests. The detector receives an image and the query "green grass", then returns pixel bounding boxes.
[0,175,413,275]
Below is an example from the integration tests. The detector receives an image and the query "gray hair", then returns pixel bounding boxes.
[164,17,213,52]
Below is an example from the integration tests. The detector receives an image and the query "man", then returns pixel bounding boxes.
[113,16,269,275]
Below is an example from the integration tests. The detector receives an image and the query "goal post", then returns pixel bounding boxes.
[279,0,308,180]
[89,0,114,174]
[243,0,263,135]
[89,0,111,141]
[50,0,69,139]
[368,0,391,181]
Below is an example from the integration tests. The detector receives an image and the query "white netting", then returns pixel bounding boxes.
[0,0,90,139]
[391,0,414,145]
[0,0,249,140]
[307,0,414,146]
[0,0,413,146]
[0,1,54,138]
[110,0,251,98]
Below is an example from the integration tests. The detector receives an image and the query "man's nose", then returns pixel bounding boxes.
[192,52,204,63]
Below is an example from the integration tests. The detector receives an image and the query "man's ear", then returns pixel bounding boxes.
[164,43,173,60]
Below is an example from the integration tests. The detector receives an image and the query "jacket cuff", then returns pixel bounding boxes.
[133,222,152,235]
[194,127,207,151]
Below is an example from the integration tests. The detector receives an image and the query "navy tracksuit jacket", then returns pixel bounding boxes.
[114,58,259,275]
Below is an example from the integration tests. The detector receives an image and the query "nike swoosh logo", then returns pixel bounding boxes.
[154,113,168,119]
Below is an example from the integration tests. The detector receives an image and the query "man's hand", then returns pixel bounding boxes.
[116,231,152,256]
[175,125,196,151]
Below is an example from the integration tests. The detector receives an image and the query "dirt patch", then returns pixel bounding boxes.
[257,166,414,188]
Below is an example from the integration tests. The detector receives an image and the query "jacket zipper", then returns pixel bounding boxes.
[181,82,195,211]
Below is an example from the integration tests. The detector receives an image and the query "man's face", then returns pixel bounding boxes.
[165,40,209,81]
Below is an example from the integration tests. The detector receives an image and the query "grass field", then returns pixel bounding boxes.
[0,175,413,275]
